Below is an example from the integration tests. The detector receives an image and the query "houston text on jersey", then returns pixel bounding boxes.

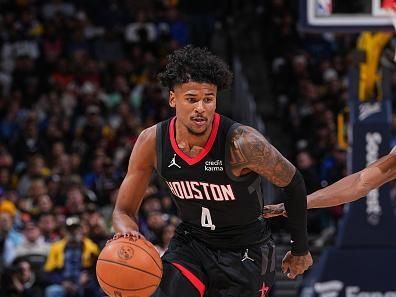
[166,181,236,201]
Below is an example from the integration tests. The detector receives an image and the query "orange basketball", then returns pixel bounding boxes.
[96,237,163,297]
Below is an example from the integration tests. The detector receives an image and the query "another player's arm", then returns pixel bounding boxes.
[112,126,156,238]
[308,151,396,208]
[230,125,312,278]
[263,150,396,217]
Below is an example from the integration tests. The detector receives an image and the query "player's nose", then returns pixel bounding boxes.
[194,100,205,113]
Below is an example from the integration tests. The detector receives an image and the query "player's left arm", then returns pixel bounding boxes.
[230,125,312,278]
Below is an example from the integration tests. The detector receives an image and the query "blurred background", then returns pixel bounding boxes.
[0,0,395,296]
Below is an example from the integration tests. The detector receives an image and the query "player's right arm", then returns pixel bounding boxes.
[112,126,157,238]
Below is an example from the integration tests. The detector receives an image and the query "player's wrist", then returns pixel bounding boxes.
[291,238,309,256]
[291,249,309,256]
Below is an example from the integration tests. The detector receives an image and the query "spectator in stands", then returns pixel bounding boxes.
[14,220,50,260]
[15,178,45,215]
[296,151,321,194]
[84,207,109,248]
[27,178,48,199]
[0,210,23,267]
[17,155,49,198]
[155,223,176,256]
[0,102,20,144]
[46,175,63,205]
[12,113,43,161]
[0,257,45,297]
[34,194,54,215]
[64,185,86,216]
[139,195,163,240]
[144,211,167,244]
[44,216,100,297]
[83,156,120,206]
[37,213,60,243]
[0,167,12,192]
[99,188,118,231]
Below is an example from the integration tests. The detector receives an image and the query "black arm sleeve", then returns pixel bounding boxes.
[282,169,309,255]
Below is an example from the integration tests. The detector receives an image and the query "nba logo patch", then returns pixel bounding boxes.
[316,0,332,16]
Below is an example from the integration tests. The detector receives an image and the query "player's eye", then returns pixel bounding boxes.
[203,97,214,103]
[186,98,197,103]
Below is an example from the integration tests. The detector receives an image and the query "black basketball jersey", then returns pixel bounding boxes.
[156,113,271,249]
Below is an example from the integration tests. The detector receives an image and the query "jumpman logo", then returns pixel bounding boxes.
[168,154,181,168]
[241,249,254,262]
[259,283,270,297]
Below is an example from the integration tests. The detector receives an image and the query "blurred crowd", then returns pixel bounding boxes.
[0,0,223,296]
[261,0,362,238]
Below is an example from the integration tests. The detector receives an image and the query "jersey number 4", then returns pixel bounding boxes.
[201,207,216,230]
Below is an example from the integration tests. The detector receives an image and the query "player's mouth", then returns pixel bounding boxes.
[191,116,208,127]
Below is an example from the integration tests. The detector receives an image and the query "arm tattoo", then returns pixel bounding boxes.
[230,126,296,187]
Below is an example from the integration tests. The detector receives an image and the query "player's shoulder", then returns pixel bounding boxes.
[390,146,396,154]
[136,125,157,146]
[132,125,157,167]
[139,125,157,138]
[230,124,256,135]
[229,124,266,144]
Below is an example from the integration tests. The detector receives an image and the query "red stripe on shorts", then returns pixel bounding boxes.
[171,262,206,297]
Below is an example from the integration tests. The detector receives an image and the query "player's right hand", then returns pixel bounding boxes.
[106,231,145,245]
[262,203,287,218]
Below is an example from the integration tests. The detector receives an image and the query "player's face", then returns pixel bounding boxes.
[169,82,217,136]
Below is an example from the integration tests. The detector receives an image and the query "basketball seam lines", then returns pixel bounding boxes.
[110,240,163,272]
[97,258,162,279]
[129,242,163,272]
[97,274,158,291]
[100,285,112,296]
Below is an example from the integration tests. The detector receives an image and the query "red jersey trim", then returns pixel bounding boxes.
[172,262,205,297]
[169,113,220,166]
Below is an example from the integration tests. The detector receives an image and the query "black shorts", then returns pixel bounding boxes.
[152,230,276,297]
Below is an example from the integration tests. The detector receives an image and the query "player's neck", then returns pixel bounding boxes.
[174,120,213,150]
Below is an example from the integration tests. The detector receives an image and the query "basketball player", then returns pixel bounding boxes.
[263,148,396,218]
[111,46,313,297]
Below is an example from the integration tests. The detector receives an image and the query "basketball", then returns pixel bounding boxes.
[96,237,163,297]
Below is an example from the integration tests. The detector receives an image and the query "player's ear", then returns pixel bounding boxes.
[169,91,176,108]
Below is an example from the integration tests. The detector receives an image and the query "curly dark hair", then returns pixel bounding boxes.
[158,45,233,91]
